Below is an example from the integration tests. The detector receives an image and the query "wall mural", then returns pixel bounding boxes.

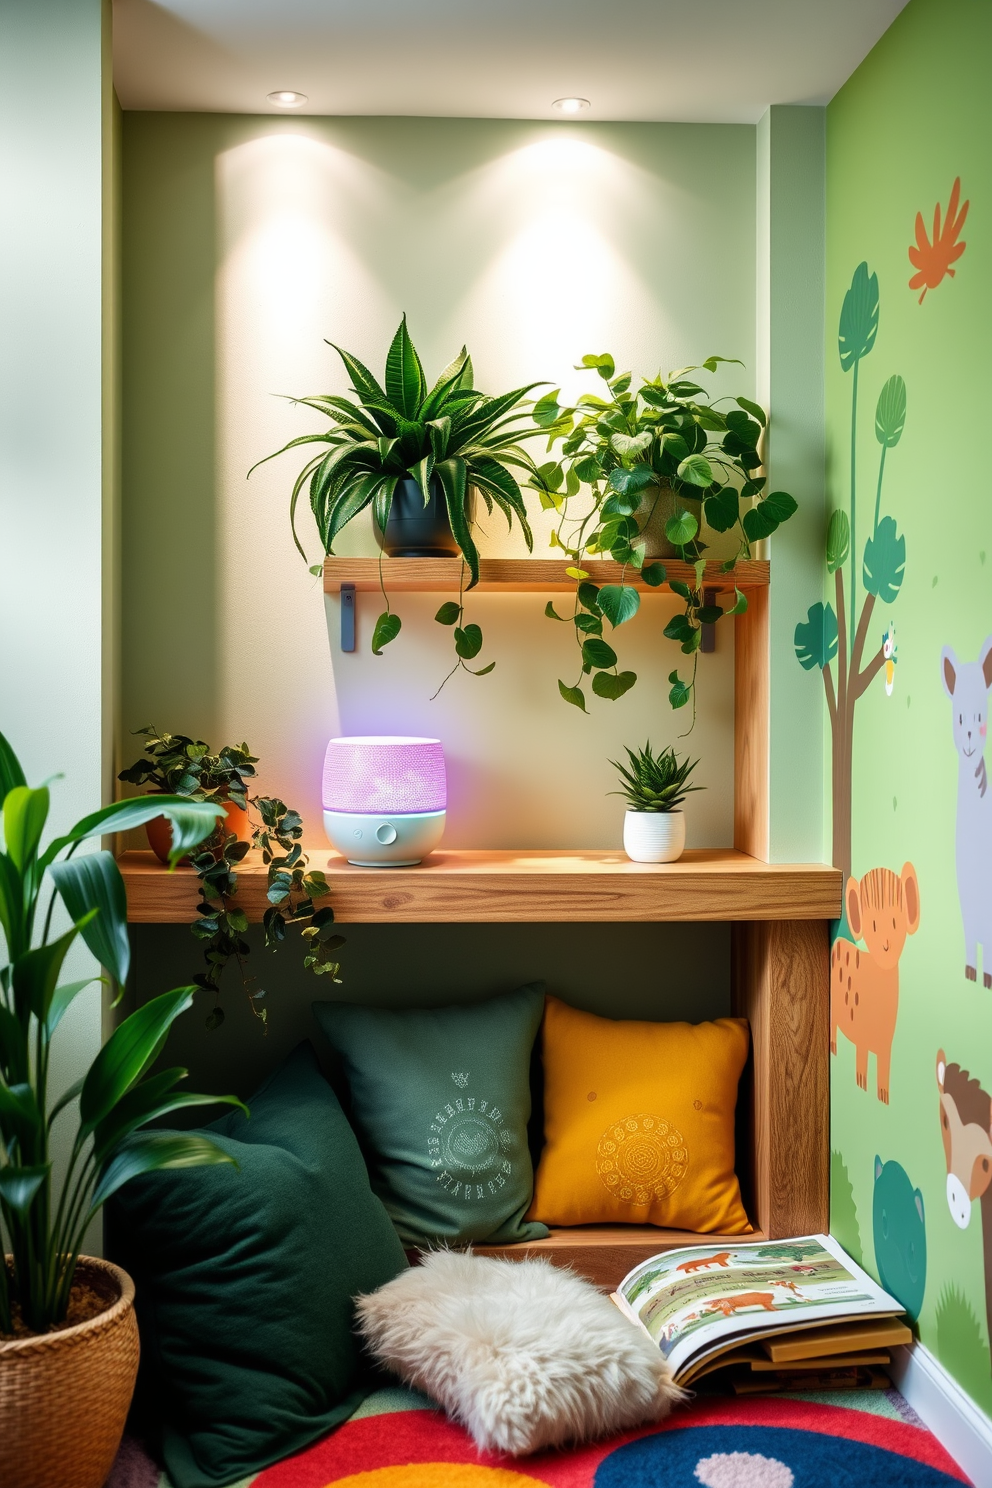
[830,864,920,1103]
[795,262,907,895]
[873,1155,927,1320]
[909,177,969,304]
[940,639,992,987]
[936,1052,992,1376]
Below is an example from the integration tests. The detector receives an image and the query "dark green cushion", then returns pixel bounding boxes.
[111,1041,408,1488]
[312,984,549,1247]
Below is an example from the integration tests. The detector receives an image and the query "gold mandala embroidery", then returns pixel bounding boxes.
[595,1113,688,1205]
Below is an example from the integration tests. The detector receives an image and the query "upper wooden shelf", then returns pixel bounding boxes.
[323,556,769,594]
[119,848,840,925]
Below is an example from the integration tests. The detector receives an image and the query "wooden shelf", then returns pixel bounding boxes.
[119,848,840,924]
[323,556,769,594]
[474,1225,767,1289]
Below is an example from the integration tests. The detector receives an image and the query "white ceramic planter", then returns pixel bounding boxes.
[623,809,686,864]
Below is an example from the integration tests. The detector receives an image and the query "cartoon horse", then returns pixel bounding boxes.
[936,1050,992,1375]
[941,638,992,986]
[830,863,920,1102]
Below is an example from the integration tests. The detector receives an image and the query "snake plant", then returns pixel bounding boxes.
[609,741,704,813]
[0,729,243,1334]
[251,315,548,678]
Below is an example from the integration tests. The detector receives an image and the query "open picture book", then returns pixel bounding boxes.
[611,1233,913,1394]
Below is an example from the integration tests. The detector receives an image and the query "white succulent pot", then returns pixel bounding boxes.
[622,809,686,864]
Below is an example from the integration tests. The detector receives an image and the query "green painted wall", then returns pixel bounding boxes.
[819,0,992,1414]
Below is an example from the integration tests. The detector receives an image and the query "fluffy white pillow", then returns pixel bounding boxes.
[355,1249,682,1455]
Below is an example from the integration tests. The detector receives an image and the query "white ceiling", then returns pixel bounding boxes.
[114,0,909,123]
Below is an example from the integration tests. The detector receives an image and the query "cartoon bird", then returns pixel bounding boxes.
[883,623,898,696]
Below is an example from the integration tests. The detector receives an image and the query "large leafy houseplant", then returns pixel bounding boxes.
[119,729,341,1031]
[251,315,548,688]
[530,354,797,719]
[0,730,243,1334]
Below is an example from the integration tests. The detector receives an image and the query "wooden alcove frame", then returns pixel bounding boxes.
[119,568,836,1286]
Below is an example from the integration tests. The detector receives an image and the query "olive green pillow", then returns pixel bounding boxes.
[313,984,549,1247]
[111,1041,408,1488]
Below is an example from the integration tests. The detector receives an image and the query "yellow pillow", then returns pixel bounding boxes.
[528,997,751,1234]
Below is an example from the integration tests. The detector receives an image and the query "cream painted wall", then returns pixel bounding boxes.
[122,115,754,850]
[0,0,112,1233]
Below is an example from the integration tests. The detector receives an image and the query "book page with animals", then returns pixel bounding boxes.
[612,1234,903,1384]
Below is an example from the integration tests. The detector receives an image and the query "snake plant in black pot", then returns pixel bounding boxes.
[252,316,549,689]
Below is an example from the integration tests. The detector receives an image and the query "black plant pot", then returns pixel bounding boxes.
[376,474,466,558]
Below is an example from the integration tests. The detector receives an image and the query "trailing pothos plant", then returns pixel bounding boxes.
[0,728,242,1335]
[528,354,797,721]
[119,729,343,1031]
[249,315,550,692]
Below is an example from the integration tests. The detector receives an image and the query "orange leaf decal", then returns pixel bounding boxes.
[908,177,969,303]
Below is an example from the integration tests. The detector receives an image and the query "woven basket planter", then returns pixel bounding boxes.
[0,1256,140,1488]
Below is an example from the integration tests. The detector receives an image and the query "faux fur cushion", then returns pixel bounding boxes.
[355,1249,682,1455]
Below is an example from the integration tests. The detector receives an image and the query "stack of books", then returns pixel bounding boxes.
[611,1234,912,1394]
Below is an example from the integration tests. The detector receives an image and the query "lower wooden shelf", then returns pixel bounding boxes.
[118,848,840,923]
[473,1225,767,1289]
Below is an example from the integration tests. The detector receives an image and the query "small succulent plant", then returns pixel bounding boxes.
[609,741,703,813]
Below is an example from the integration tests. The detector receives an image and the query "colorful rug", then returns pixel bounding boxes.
[110,1386,971,1488]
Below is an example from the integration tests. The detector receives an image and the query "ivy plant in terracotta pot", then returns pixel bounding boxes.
[250,315,550,690]
[117,727,256,864]
[119,728,341,1032]
[0,729,242,1488]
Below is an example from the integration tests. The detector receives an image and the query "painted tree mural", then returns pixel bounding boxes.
[795,263,907,890]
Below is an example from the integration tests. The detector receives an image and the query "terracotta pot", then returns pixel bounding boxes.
[0,1256,140,1488]
[146,797,251,865]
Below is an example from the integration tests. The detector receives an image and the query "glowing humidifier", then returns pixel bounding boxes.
[322,736,446,866]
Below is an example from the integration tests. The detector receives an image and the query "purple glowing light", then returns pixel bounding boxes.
[322,736,446,815]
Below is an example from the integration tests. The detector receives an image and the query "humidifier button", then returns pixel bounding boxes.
[353,828,363,839]
[376,822,398,845]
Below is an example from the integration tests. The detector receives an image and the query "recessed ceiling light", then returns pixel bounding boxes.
[267,90,308,109]
[552,97,590,114]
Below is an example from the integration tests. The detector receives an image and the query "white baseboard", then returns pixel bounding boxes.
[890,1341,992,1487]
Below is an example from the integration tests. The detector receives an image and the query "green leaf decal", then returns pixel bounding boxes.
[591,670,637,700]
[862,515,906,602]
[597,585,640,628]
[826,510,851,574]
[874,375,907,448]
[371,611,402,655]
[838,261,879,372]
[794,602,839,671]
